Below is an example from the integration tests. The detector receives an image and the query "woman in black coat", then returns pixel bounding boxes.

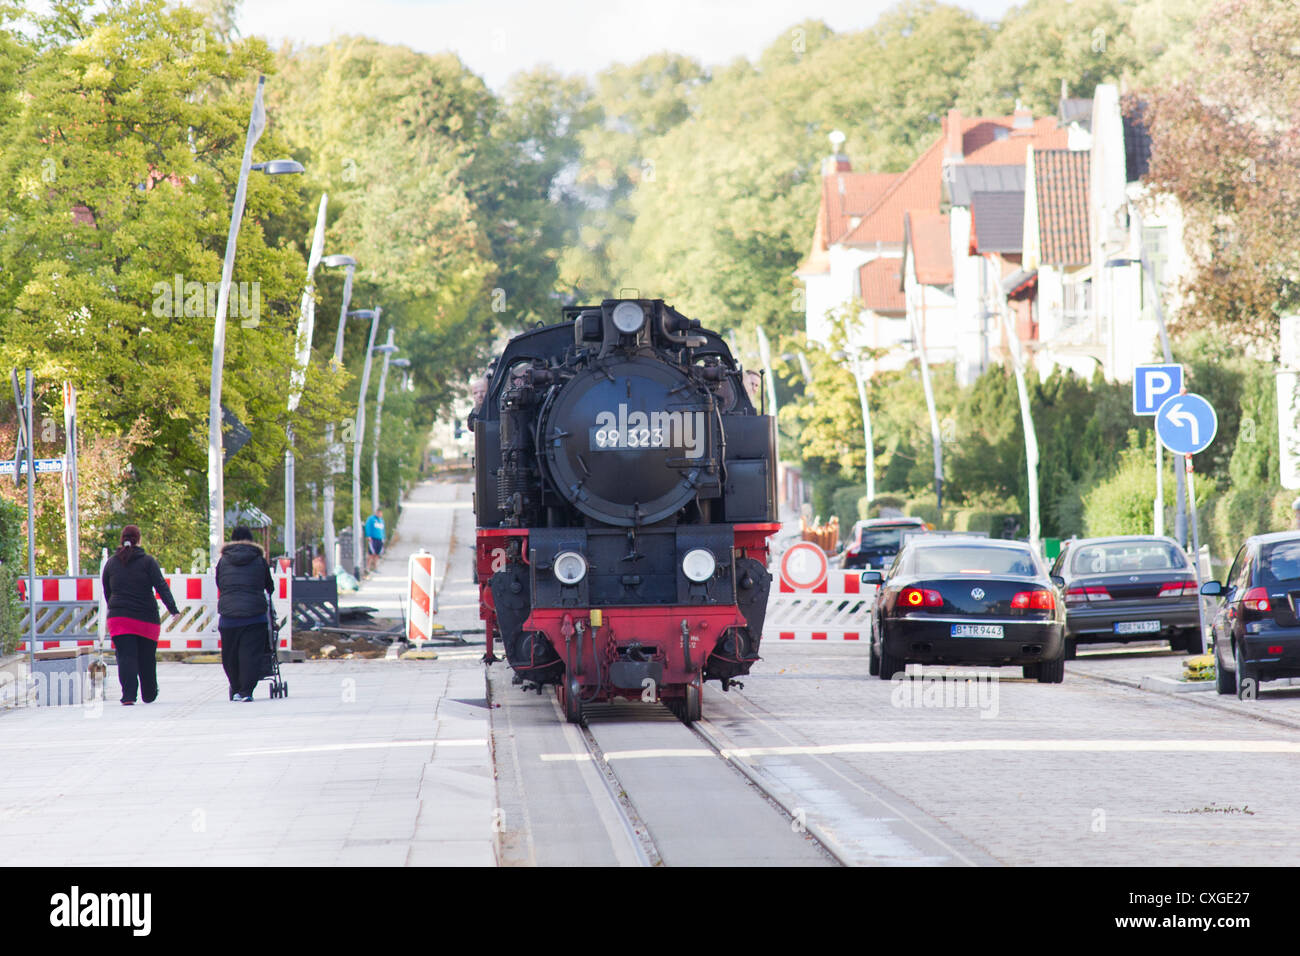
[101,525,180,705]
[216,525,275,702]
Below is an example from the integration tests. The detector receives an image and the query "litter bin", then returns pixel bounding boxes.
[34,646,91,706]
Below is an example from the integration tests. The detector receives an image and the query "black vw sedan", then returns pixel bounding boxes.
[1203,531,1300,700]
[1050,536,1203,657]
[865,536,1067,683]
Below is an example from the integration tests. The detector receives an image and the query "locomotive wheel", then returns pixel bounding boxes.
[681,674,702,724]
[561,676,584,725]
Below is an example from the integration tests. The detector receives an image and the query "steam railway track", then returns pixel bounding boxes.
[488,662,835,865]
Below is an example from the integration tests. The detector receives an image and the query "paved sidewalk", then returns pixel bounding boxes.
[342,478,480,631]
[0,658,494,866]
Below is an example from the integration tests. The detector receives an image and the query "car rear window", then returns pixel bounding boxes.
[1260,541,1300,585]
[913,546,1038,577]
[857,528,907,550]
[1071,542,1186,574]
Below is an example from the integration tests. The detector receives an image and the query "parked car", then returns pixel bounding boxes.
[865,535,1067,683]
[1050,536,1202,658]
[840,517,931,570]
[1203,531,1300,700]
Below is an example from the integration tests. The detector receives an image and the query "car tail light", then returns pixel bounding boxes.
[1268,646,1284,655]
[1158,580,1196,597]
[1065,585,1109,603]
[1012,589,1056,610]
[899,587,943,608]
[1242,587,1271,612]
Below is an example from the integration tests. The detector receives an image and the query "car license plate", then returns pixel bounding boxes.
[951,624,1004,639]
[1114,620,1160,635]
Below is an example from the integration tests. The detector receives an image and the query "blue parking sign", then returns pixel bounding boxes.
[1133,363,1183,416]
[1155,393,1218,456]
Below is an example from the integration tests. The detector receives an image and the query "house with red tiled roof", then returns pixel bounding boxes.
[798,109,1071,379]
[1083,83,1189,382]
[1023,146,1092,354]
[900,210,955,358]
[941,106,1072,383]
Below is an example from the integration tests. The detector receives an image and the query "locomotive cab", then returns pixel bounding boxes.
[475,299,779,723]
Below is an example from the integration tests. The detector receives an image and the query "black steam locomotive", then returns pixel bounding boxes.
[474,299,779,723]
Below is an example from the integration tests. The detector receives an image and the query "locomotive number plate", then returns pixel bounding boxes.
[951,624,1004,639]
[590,425,666,450]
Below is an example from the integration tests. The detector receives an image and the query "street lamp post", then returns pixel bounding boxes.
[906,305,945,510]
[207,74,303,566]
[833,349,876,508]
[993,305,1042,549]
[350,307,381,578]
[285,194,328,569]
[320,254,357,575]
[371,330,400,513]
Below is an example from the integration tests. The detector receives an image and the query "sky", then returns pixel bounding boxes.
[238,0,1019,91]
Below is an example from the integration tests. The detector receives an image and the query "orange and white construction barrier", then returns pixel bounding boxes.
[406,550,436,643]
[17,566,293,653]
[764,542,876,642]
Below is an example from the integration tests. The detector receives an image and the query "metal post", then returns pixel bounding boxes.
[372,328,395,514]
[352,307,381,578]
[208,76,267,567]
[63,382,79,575]
[995,304,1041,548]
[908,297,944,510]
[285,195,328,569]
[1185,456,1207,654]
[1138,236,1188,547]
[1154,440,1164,537]
[25,370,36,684]
[851,353,876,505]
[322,262,356,576]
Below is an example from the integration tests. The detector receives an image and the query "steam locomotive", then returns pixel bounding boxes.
[473,299,779,723]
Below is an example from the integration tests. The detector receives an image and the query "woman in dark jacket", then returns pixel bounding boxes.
[101,525,179,705]
[216,526,275,702]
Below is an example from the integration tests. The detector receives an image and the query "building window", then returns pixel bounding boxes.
[1141,226,1168,310]
[1063,278,1092,329]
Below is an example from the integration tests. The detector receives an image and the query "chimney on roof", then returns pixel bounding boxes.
[945,108,963,160]
[1013,99,1033,130]
[823,129,850,174]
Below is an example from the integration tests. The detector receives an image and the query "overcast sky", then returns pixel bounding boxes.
[238,0,1018,92]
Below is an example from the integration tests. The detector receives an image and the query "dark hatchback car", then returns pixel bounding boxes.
[1203,532,1300,699]
[1050,536,1202,658]
[865,536,1067,683]
[840,517,930,570]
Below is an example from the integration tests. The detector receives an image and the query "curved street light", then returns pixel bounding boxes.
[208,74,305,566]
[318,254,358,574]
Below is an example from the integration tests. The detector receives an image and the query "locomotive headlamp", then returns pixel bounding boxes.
[553,551,588,585]
[682,548,716,582]
[611,301,646,334]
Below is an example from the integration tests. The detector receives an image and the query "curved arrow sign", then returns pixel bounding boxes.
[1155,393,1218,456]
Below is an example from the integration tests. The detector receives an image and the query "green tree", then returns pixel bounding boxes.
[0,0,344,563]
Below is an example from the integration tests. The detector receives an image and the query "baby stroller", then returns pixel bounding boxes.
[260,605,288,699]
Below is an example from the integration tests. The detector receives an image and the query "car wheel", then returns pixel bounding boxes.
[1236,645,1258,701]
[1063,637,1077,660]
[1021,663,1039,680]
[1036,654,1065,684]
[1215,643,1236,696]
[868,634,880,676]
[878,645,904,680]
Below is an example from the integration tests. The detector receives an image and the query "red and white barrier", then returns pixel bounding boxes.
[16,566,293,653]
[406,550,436,642]
[764,542,876,642]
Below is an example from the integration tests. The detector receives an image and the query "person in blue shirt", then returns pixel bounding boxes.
[364,507,386,572]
